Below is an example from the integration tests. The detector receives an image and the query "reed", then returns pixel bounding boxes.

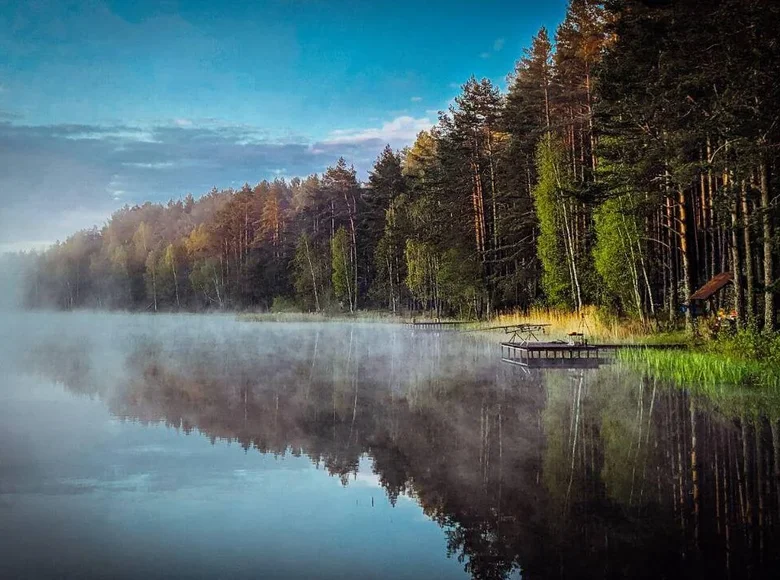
[620,348,777,388]
[487,306,669,343]
[620,343,780,420]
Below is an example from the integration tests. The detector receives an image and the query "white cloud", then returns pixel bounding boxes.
[122,161,176,169]
[480,51,491,59]
[494,37,506,52]
[0,117,421,249]
[173,118,193,127]
[410,96,423,102]
[321,115,433,146]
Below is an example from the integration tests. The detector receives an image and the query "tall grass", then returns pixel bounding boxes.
[486,306,681,343]
[620,332,780,420]
[622,330,780,388]
[618,355,780,421]
[620,349,779,389]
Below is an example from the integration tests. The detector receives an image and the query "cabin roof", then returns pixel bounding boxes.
[690,272,733,300]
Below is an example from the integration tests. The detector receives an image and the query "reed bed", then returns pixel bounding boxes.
[620,348,778,388]
[620,347,780,419]
[487,306,671,343]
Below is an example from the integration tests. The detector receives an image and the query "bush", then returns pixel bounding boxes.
[704,329,780,366]
[270,296,299,313]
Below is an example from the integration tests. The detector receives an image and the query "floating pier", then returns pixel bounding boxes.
[407,320,471,331]
[501,341,684,369]
[501,341,608,368]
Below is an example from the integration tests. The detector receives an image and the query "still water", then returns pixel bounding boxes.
[1,312,779,579]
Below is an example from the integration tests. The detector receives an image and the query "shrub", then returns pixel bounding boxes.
[270,296,299,313]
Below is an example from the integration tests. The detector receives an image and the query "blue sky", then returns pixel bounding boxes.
[0,0,568,251]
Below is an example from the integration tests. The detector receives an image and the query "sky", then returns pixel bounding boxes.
[0,0,568,252]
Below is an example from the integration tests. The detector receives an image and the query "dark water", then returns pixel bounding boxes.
[1,312,780,579]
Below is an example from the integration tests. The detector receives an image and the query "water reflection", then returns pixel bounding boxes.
[11,317,780,579]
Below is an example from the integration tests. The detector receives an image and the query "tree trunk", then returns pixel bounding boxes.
[731,188,745,327]
[678,188,693,330]
[386,254,395,314]
[471,160,485,255]
[151,265,157,312]
[212,264,223,308]
[667,195,678,322]
[304,236,320,312]
[700,150,711,281]
[561,196,583,311]
[171,255,180,309]
[760,158,775,331]
[585,65,597,175]
[707,138,717,279]
[345,191,359,311]
[742,180,755,323]
[487,131,499,251]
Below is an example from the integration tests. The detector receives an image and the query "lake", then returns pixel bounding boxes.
[1,312,779,579]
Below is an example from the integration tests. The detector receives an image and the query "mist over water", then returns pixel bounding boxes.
[2,312,780,579]
[0,253,28,312]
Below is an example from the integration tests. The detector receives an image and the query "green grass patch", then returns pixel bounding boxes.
[621,328,780,390]
[620,348,779,389]
[619,336,780,420]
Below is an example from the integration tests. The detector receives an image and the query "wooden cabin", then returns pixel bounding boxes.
[688,272,734,319]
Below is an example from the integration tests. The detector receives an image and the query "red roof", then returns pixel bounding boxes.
[690,272,733,300]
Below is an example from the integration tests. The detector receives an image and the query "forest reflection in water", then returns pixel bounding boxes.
[14,315,780,579]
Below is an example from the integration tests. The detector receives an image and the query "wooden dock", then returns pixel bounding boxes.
[501,341,684,368]
[407,320,471,331]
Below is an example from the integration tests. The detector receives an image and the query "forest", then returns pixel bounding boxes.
[20,0,780,329]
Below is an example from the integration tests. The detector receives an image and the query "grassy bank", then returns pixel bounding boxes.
[475,306,688,345]
[238,305,687,342]
[620,330,780,411]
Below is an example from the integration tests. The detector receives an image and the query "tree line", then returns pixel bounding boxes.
[22,0,780,328]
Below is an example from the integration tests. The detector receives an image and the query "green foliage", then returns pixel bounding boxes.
[293,233,327,311]
[533,139,572,308]
[270,296,299,313]
[593,194,642,315]
[620,330,780,397]
[372,195,409,311]
[621,348,780,422]
[704,329,780,368]
[189,258,224,308]
[330,226,353,308]
[437,249,481,317]
[156,243,187,307]
[404,238,439,306]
